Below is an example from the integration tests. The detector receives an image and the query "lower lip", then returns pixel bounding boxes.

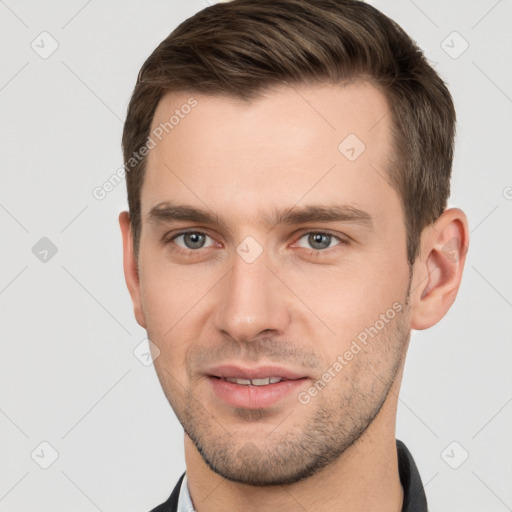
[207,376,309,409]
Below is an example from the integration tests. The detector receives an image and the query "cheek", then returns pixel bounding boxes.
[138,252,222,370]
[138,248,214,329]
[138,275,192,371]
[281,259,409,357]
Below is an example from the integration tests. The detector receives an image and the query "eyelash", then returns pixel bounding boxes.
[162,230,348,257]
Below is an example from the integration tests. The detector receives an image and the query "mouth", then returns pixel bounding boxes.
[205,364,310,409]
[212,376,292,386]
[206,363,308,381]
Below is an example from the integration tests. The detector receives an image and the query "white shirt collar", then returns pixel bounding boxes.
[177,473,196,512]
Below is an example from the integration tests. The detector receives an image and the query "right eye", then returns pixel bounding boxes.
[166,231,216,250]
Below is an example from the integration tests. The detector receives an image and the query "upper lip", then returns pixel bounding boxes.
[206,364,308,380]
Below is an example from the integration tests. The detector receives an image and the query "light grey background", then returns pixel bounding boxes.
[0,0,511,511]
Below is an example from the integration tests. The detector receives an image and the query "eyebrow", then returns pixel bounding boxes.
[270,204,373,227]
[146,201,373,231]
[147,202,229,230]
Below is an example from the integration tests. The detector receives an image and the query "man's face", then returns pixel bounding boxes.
[132,82,413,485]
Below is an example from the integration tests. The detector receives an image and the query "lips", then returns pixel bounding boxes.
[224,376,283,386]
[205,364,309,409]
[206,364,307,381]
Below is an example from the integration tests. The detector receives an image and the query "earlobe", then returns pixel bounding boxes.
[410,208,469,330]
[119,211,147,329]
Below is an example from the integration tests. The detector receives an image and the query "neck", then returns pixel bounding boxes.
[185,366,405,512]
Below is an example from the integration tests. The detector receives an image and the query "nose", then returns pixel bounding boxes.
[212,249,291,343]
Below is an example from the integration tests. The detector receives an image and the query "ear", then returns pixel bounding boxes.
[119,211,147,329]
[410,208,469,330]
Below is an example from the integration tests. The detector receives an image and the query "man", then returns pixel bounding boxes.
[119,0,469,510]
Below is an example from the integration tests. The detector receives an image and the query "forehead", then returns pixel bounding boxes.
[142,81,397,224]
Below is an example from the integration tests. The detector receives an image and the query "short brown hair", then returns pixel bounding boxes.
[122,0,455,265]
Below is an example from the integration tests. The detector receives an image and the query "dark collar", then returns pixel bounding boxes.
[149,439,427,512]
[148,472,184,512]
[397,439,428,512]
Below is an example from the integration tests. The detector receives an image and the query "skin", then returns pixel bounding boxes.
[119,81,468,512]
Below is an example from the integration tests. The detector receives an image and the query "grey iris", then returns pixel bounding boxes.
[308,233,331,250]
[184,233,206,249]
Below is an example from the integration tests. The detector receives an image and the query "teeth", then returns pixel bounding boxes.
[226,377,251,385]
[225,377,284,386]
[251,377,272,386]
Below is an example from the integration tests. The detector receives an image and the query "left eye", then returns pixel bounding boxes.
[173,232,215,250]
[296,232,340,250]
